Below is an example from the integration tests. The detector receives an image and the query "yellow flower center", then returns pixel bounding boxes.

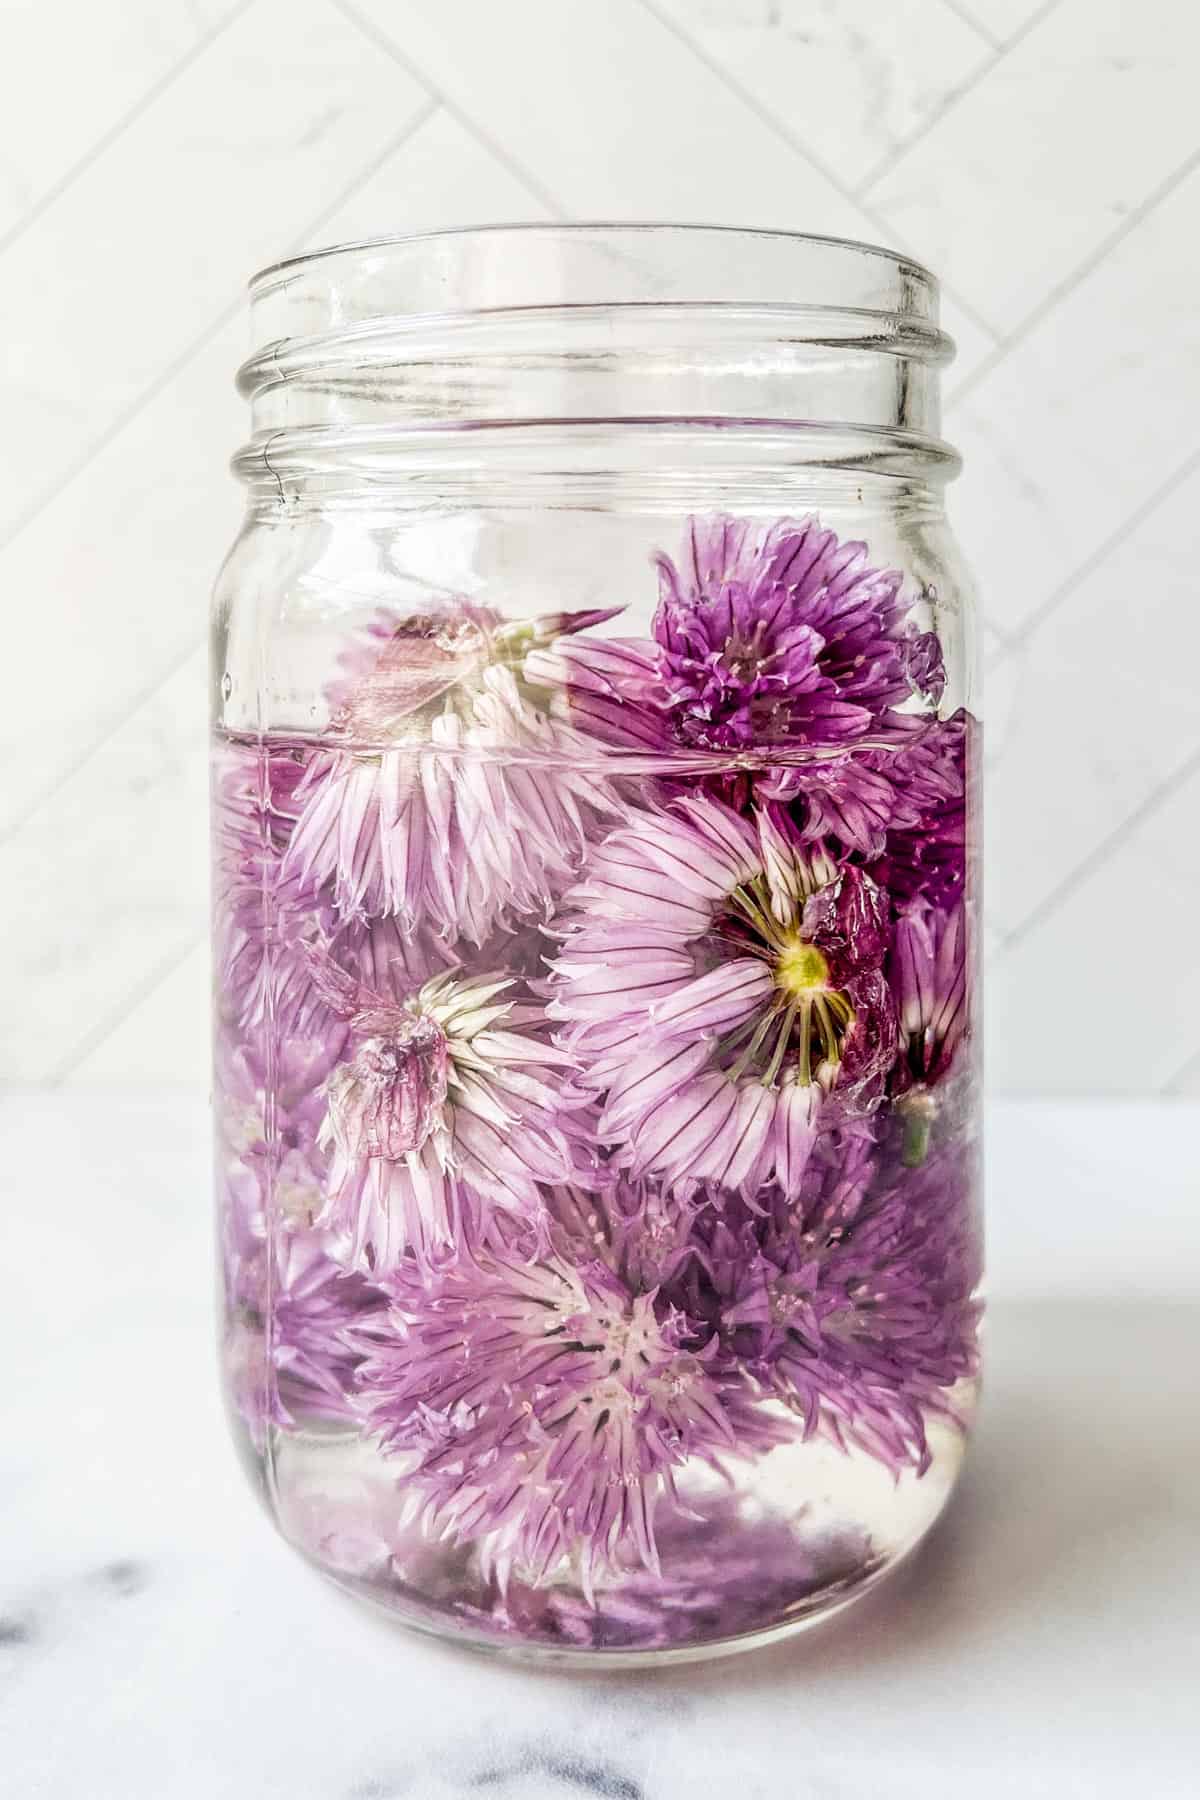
[775,938,831,998]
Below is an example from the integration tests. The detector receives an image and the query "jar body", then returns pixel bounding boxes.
[212,229,982,1664]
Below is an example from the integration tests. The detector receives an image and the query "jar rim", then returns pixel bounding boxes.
[248,220,938,308]
[240,224,952,484]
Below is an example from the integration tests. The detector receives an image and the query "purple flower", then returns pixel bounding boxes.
[503,1499,872,1650]
[888,898,971,1166]
[877,709,973,907]
[325,603,501,738]
[213,739,331,1038]
[313,967,586,1274]
[527,513,940,763]
[891,900,969,1091]
[678,1131,982,1477]
[548,796,897,1193]
[756,705,962,859]
[356,1245,749,1594]
[215,1027,346,1241]
[223,1226,378,1447]
[548,1172,702,1296]
[283,607,623,943]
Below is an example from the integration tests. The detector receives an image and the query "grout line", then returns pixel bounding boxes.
[977,606,1015,653]
[0,635,208,844]
[0,98,442,565]
[331,0,569,220]
[1007,446,1200,648]
[297,95,442,241]
[1161,1046,1200,1097]
[940,0,1002,50]
[0,0,259,262]
[1001,742,1200,952]
[855,0,1062,201]
[0,295,245,560]
[51,933,208,1086]
[0,103,442,847]
[635,0,1004,344]
[947,144,1200,408]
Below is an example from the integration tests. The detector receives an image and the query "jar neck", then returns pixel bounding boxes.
[234,226,959,501]
[237,422,954,522]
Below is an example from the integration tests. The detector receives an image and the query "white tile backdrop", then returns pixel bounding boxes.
[1,0,1196,1094]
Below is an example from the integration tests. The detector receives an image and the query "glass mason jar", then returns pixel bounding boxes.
[212,224,982,1666]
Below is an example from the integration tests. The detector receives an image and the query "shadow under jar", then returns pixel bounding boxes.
[211,224,983,1666]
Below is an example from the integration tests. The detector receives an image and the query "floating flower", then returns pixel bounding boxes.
[548,796,897,1193]
[314,966,585,1274]
[526,514,940,782]
[356,1245,750,1593]
[283,605,623,943]
[679,1130,981,1477]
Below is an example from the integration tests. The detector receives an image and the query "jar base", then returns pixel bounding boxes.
[259,1410,971,1666]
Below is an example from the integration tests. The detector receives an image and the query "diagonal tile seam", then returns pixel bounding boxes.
[996,739,1200,954]
[0,99,442,850]
[1161,1044,1200,1096]
[49,934,208,1087]
[18,76,566,1075]
[641,0,1200,676]
[946,142,1200,409]
[634,0,1004,349]
[14,1,1180,1062]
[0,87,442,569]
[853,0,1062,203]
[331,0,568,221]
[995,444,1200,654]
[939,0,1003,51]
[0,0,260,262]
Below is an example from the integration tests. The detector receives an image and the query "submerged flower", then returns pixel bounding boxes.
[548,796,897,1193]
[548,1171,704,1295]
[504,1498,872,1651]
[888,899,970,1166]
[527,513,939,779]
[223,1227,378,1446]
[213,739,332,1037]
[891,901,969,1090]
[215,1027,347,1243]
[314,966,584,1273]
[357,1246,748,1593]
[674,1127,982,1476]
[877,709,973,907]
[758,706,963,858]
[283,605,622,943]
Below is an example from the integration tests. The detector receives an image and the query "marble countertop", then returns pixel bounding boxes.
[2,1093,1197,1799]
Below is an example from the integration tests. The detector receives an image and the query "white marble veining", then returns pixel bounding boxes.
[988,762,1200,1091]
[869,0,1200,334]
[0,0,1197,1095]
[1,653,208,1082]
[0,0,234,239]
[653,0,992,191]
[983,468,1200,937]
[951,0,1050,44]
[948,158,1200,637]
[0,0,428,539]
[350,0,871,234]
[1,1093,1196,1797]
